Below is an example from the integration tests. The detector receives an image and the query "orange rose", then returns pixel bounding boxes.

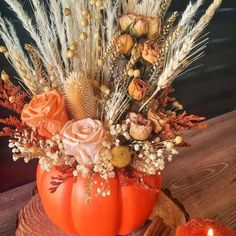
[128,78,148,101]
[116,34,134,55]
[21,90,68,138]
[142,41,161,64]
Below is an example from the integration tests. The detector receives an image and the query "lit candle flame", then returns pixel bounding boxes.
[208,228,214,236]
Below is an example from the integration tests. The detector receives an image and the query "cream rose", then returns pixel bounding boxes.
[61,118,108,165]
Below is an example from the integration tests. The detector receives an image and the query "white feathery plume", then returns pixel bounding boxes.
[29,0,65,79]
[0,17,37,93]
[104,0,120,42]
[5,0,66,81]
[106,86,130,123]
[123,0,162,16]
[49,0,69,71]
[139,0,222,111]
[177,0,203,28]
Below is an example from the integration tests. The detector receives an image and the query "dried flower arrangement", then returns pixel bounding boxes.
[0,0,221,235]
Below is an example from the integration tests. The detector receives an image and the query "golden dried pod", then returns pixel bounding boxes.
[50,74,57,82]
[127,69,134,77]
[39,79,46,84]
[166,142,174,149]
[64,8,72,16]
[9,96,16,103]
[52,82,58,88]
[82,9,90,17]
[111,146,131,168]
[97,58,105,66]
[0,46,7,53]
[133,69,140,78]
[48,65,55,72]
[1,71,9,81]
[81,19,89,27]
[175,136,183,145]
[44,86,51,92]
[89,0,96,5]
[100,85,110,95]
[94,13,102,20]
[80,32,88,40]
[66,49,74,59]
[70,42,78,51]
[95,0,103,7]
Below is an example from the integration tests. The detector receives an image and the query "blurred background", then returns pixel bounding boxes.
[0,0,236,192]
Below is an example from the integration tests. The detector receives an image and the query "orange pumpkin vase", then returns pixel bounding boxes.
[36,165,162,236]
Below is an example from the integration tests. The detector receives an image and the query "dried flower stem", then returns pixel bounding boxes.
[25,44,48,84]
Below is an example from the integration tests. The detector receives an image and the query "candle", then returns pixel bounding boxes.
[176,218,236,236]
[208,228,214,236]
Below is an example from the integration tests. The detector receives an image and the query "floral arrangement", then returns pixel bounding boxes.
[0,0,221,235]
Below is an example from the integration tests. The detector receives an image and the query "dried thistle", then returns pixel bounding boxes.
[64,72,97,120]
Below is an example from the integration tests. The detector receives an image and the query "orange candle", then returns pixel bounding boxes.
[176,218,236,236]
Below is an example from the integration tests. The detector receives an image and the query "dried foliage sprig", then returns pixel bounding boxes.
[0,79,27,114]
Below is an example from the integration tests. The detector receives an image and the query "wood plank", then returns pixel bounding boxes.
[0,182,35,236]
[163,110,236,231]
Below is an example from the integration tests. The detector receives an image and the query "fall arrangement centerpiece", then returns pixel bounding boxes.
[0,0,222,235]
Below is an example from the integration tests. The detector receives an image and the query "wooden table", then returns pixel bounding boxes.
[0,111,236,235]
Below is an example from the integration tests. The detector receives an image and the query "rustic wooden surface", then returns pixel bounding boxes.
[163,110,236,231]
[0,111,236,235]
[15,191,184,236]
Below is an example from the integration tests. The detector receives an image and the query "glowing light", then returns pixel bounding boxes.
[208,228,214,236]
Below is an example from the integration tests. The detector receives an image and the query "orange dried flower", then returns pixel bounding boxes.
[128,78,148,101]
[142,41,161,64]
[116,34,134,55]
[147,110,166,133]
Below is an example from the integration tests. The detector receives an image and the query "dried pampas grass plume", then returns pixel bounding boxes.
[64,72,97,120]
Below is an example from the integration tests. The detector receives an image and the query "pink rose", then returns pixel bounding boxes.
[61,118,107,165]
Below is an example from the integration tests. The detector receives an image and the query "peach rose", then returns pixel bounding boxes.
[61,119,108,165]
[129,113,152,141]
[21,90,68,138]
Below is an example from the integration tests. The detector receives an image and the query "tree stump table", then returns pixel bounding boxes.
[16,190,188,236]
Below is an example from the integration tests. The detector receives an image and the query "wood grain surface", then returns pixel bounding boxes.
[163,110,236,231]
[0,111,235,235]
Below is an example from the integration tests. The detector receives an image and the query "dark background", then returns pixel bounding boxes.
[0,0,236,192]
